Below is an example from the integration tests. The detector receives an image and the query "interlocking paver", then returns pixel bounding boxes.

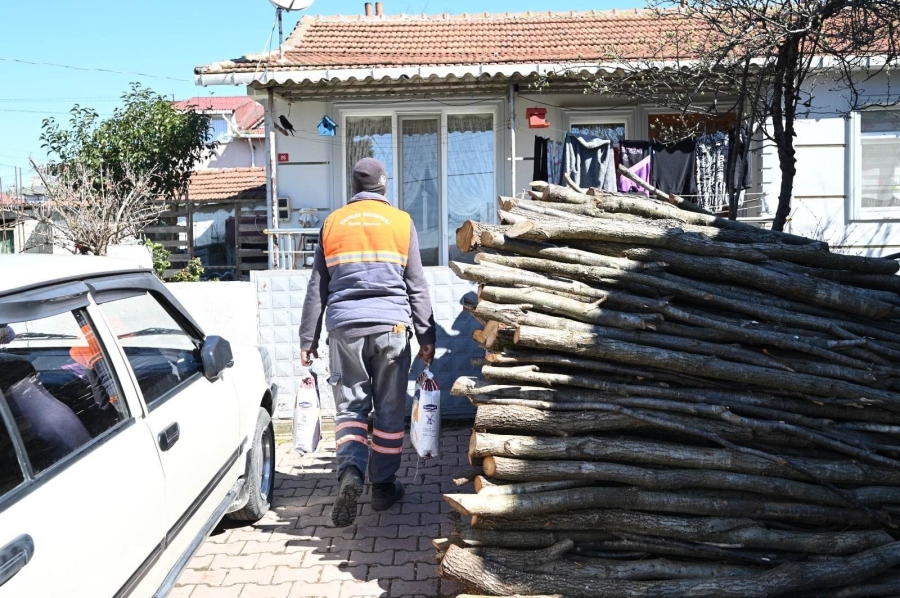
[223,566,276,586]
[239,583,293,598]
[178,569,228,586]
[192,585,245,598]
[177,428,471,598]
[272,564,323,584]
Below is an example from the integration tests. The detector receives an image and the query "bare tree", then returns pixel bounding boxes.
[23,159,167,256]
[584,0,900,231]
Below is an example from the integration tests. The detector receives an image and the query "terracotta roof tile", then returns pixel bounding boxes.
[188,168,266,202]
[197,9,694,74]
[173,96,265,134]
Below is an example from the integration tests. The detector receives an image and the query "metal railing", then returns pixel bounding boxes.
[264,228,319,270]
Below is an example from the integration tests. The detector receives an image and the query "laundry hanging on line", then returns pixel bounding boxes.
[562,133,617,192]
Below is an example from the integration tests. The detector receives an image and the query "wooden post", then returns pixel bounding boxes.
[233,202,242,279]
[186,197,194,260]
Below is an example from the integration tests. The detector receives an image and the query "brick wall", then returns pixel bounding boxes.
[252,268,480,417]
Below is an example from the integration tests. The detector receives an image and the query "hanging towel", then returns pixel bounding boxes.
[533,136,550,183]
[651,139,697,197]
[548,140,564,186]
[695,132,729,211]
[562,133,617,192]
[618,140,652,195]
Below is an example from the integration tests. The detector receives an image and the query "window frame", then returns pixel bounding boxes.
[849,110,900,221]
[337,101,501,266]
[94,289,207,413]
[564,109,635,143]
[0,300,135,513]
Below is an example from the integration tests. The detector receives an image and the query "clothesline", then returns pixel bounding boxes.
[533,129,754,213]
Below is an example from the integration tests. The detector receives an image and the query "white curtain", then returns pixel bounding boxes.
[346,116,394,202]
[401,118,441,266]
[448,114,494,263]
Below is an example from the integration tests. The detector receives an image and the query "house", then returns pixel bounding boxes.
[166,97,270,278]
[194,6,900,412]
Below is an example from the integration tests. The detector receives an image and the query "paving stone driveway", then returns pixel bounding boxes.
[172,427,470,598]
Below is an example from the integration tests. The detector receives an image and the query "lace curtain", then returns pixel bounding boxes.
[346,116,394,203]
[448,114,494,263]
[401,118,441,266]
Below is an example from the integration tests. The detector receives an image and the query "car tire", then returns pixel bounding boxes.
[228,407,275,522]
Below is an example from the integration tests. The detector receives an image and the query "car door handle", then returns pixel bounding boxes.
[158,423,180,452]
[0,534,34,588]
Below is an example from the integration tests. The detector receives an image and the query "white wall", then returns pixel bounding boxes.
[760,71,900,256]
[166,281,258,348]
[197,138,265,170]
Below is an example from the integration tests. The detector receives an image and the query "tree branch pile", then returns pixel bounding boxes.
[437,182,900,597]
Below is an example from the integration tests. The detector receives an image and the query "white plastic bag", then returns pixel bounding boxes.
[411,368,441,458]
[292,369,322,455]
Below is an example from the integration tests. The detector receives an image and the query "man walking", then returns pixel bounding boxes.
[299,158,436,527]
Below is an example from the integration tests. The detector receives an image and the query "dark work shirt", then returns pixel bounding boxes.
[652,139,698,196]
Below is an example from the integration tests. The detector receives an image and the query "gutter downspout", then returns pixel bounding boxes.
[265,88,279,270]
[248,137,256,168]
[509,83,517,198]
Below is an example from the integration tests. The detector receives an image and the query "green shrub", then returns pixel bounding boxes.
[146,239,170,279]
[173,257,204,282]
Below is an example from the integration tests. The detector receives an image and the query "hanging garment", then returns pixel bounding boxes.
[547,141,564,186]
[533,136,550,182]
[728,126,753,192]
[562,133,617,192]
[618,140,652,195]
[695,132,729,211]
[651,139,698,197]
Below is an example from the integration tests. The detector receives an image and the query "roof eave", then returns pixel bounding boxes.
[193,61,643,88]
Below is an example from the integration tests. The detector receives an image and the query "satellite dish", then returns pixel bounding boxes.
[269,0,314,10]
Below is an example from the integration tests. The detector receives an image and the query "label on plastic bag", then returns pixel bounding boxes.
[292,374,321,455]
[411,367,441,458]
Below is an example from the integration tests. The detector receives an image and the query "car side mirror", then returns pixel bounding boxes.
[201,336,233,380]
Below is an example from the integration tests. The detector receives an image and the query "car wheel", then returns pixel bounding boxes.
[228,407,275,522]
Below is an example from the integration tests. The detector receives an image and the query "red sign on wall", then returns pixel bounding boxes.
[277,153,290,163]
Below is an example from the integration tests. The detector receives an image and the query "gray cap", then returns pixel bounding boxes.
[352,158,387,196]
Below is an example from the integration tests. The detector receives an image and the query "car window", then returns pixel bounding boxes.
[0,410,24,496]
[98,292,203,406]
[0,310,129,475]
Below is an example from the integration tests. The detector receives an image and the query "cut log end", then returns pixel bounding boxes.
[483,455,498,477]
[507,220,536,239]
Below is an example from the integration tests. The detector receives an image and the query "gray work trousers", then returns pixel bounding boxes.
[329,329,411,484]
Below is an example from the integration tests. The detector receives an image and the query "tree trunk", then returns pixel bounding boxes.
[479,230,658,271]
[438,542,900,598]
[474,512,892,556]
[444,487,878,525]
[470,433,900,486]
[512,325,900,407]
[482,456,900,507]
[456,221,509,253]
[624,248,896,320]
[480,286,661,331]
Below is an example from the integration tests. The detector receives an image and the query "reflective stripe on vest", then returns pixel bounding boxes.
[322,200,411,268]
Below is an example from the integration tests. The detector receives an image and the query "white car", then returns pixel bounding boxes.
[0,255,278,597]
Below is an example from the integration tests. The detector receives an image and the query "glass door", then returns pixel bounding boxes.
[399,117,441,266]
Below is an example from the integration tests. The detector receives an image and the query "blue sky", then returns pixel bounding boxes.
[0,0,643,189]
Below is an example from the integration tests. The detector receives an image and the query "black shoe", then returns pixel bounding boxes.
[371,480,404,511]
[331,467,363,527]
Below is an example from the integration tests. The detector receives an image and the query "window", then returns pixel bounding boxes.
[346,116,395,203]
[0,311,128,474]
[0,415,23,496]
[571,122,626,144]
[98,292,203,406]
[448,114,495,264]
[208,117,230,143]
[647,113,735,140]
[858,110,900,213]
[343,111,496,266]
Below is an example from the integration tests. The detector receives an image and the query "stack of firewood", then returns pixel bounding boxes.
[435,180,900,597]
